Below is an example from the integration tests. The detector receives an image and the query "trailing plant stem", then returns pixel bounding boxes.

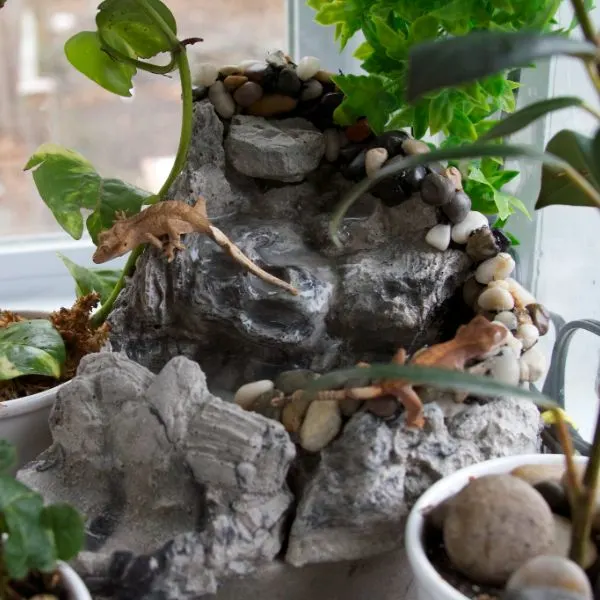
[155,49,193,200]
[90,245,143,328]
[570,0,597,45]
[91,46,194,327]
[568,405,600,566]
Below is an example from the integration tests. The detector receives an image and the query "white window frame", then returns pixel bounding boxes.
[2,1,599,437]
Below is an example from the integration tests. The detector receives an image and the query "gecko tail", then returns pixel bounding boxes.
[208,225,299,296]
[190,196,212,232]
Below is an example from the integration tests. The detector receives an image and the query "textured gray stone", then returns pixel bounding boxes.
[225,116,325,181]
[107,100,473,387]
[18,353,295,600]
[285,398,542,567]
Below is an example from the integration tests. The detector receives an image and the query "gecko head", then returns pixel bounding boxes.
[92,224,133,264]
[456,315,509,352]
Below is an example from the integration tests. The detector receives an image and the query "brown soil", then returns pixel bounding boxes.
[7,568,68,599]
[0,292,110,402]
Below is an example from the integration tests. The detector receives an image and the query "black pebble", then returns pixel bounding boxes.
[533,480,571,517]
[368,130,410,157]
[443,191,472,223]
[277,66,302,96]
[192,85,207,102]
[371,175,411,206]
[492,228,511,252]
[420,172,455,206]
[340,149,367,181]
[403,165,428,193]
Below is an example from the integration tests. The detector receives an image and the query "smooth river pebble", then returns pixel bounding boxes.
[519,345,547,382]
[478,286,515,312]
[208,81,236,119]
[365,147,388,177]
[299,400,342,452]
[234,379,275,409]
[297,56,321,81]
[192,62,219,87]
[444,474,555,584]
[516,323,540,350]
[425,224,451,252]
[475,252,516,284]
[451,211,489,244]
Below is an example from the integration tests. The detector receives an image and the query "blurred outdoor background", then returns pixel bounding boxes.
[0,0,285,237]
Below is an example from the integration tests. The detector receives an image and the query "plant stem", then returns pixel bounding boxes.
[569,401,600,565]
[570,0,597,45]
[155,49,194,201]
[90,246,143,328]
[582,101,600,121]
[91,46,195,327]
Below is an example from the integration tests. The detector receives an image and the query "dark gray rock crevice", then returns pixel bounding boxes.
[107,100,474,389]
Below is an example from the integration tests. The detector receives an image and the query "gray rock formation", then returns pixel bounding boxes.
[107,100,472,388]
[225,116,326,181]
[19,352,295,600]
[18,353,542,599]
[285,397,542,567]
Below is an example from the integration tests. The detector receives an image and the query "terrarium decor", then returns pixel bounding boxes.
[2,0,591,598]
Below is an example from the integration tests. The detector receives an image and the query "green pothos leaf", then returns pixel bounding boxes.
[96,0,177,59]
[24,143,151,242]
[58,254,120,303]
[0,320,66,382]
[64,30,136,97]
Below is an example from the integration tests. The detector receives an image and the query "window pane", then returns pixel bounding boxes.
[0,0,285,239]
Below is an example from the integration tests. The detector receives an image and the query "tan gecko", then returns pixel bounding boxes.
[92,197,298,295]
[275,315,509,428]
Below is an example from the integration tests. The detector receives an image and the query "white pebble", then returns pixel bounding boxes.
[297,56,321,81]
[505,278,537,309]
[425,224,451,252]
[208,81,235,119]
[519,345,547,382]
[469,346,520,386]
[516,323,540,350]
[234,379,274,409]
[365,147,389,178]
[324,128,341,162]
[478,286,515,312]
[475,252,516,284]
[299,400,342,452]
[494,311,518,331]
[487,280,510,290]
[192,62,218,87]
[451,211,489,244]
[266,50,287,67]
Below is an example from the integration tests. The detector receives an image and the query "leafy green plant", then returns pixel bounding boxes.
[0,440,85,599]
[322,0,600,571]
[23,0,200,329]
[1,0,199,383]
[0,320,66,382]
[308,0,575,225]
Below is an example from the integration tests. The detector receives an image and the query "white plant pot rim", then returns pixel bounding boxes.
[59,561,92,600]
[405,453,588,600]
[0,380,67,418]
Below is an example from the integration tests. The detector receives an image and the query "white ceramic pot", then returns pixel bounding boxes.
[0,310,65,472]
[59,561,92,600]
[405,453,588,600]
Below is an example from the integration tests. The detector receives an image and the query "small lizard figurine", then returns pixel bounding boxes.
[275,315,508,428]
[92,197,298,295]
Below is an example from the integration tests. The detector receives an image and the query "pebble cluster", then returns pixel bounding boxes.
[190,50,517,254]
[194,51,550,452]
[461,249,550,387]
[427,463,597,600]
